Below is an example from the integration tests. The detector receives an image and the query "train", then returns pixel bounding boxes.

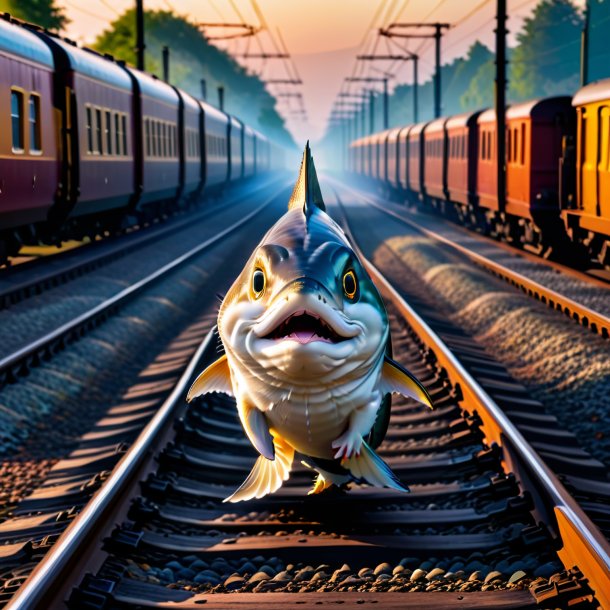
[349,84,610,267]
[0,14,286,262]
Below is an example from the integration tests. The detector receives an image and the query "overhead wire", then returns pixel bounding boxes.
[96,0,120,17]
[63,0,109,22]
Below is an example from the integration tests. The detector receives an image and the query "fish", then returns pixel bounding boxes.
[187,143,433,502]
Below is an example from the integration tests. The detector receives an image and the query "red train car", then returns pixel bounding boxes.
[386,127,402,189]
[1,19,59,254]
[423,117,447,202]
[476,109,498,211]
[407,122,428,197]
[375,129,391,183]
[505,97,573,223]
[397,126,412,192]
[445,110,482,208]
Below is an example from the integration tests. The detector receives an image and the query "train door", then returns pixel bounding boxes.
[578,107,594,216]
[598,106,610,221]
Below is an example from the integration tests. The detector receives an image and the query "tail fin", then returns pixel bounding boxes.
[224,432,294,503]
[342,440,409,492]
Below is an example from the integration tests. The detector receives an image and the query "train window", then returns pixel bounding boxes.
[116,114,122,156]
[152,121,158,157]
[144,119,149,157]
[116,114,121,156]
[598,108,609,172]
[481,131,486,160]
[86,106,93,153]
[29,95,41,153]
[520,123,525,165]
[105,110,112,155]
[11,90,24,152]
[94,108,102,154]
[507,128,512,162]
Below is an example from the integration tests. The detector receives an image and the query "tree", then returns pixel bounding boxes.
[510,0,582,101]
[461,58,495,110]
[0,0,68,30]
[446,42,494,112]
[94,9,294,148]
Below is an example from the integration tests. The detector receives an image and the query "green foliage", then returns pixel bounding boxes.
[0,0,68,30]
[460,58,495,110]
[386,41,494,126]
[510,0,582,100]
[93,9,294,148]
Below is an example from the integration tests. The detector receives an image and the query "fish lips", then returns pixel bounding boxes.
[253,290,361,347]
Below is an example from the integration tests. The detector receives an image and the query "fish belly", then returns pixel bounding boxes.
[265,396,354,460]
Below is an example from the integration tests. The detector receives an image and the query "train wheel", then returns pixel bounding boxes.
[0,231,21,265]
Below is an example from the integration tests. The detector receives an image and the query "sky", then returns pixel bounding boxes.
[56,0,585,142]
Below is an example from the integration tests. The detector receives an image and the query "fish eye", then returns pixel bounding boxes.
[343,269,358,300]
[252,268,266,298]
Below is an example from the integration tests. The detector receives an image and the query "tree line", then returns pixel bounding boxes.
[1,0,295,148]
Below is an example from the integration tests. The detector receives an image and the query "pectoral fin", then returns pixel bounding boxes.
[186,354,233,401]
[342,440,408,492]
[238,400,275,460]
[225,431,294,503]
[380,356,433,409]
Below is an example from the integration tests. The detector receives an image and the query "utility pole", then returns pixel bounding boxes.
[379,23,449,118]
[200,79,207,100]
[136,0,145,71]
[346,77,390,133]
[495,0,507,212]
[357,54,418,124]
[413,56,419,122]
[162,46,169,83]
[383,78,389,129]
[433,24,443,119]
[218,86,225,112]
[581,0,590,86]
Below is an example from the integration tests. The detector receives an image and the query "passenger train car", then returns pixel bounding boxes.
[0,15,285,261]
[350,86,610,267]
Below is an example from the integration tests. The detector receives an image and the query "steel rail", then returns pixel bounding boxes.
[7,328,217,610]
[0,188,286,386]
[337,180,610,339]
[334,189,610,609]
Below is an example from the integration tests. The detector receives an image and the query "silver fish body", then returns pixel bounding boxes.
[188,144,432,502]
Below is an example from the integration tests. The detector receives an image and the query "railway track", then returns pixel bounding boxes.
[0,177,283,311]
[333,179,610,340]
[0,183,289,390]
[5,228,608,608]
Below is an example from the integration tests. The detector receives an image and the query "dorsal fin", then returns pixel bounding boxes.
[288,141,325,215]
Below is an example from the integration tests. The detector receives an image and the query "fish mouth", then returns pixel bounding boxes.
[262,309,349,344]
